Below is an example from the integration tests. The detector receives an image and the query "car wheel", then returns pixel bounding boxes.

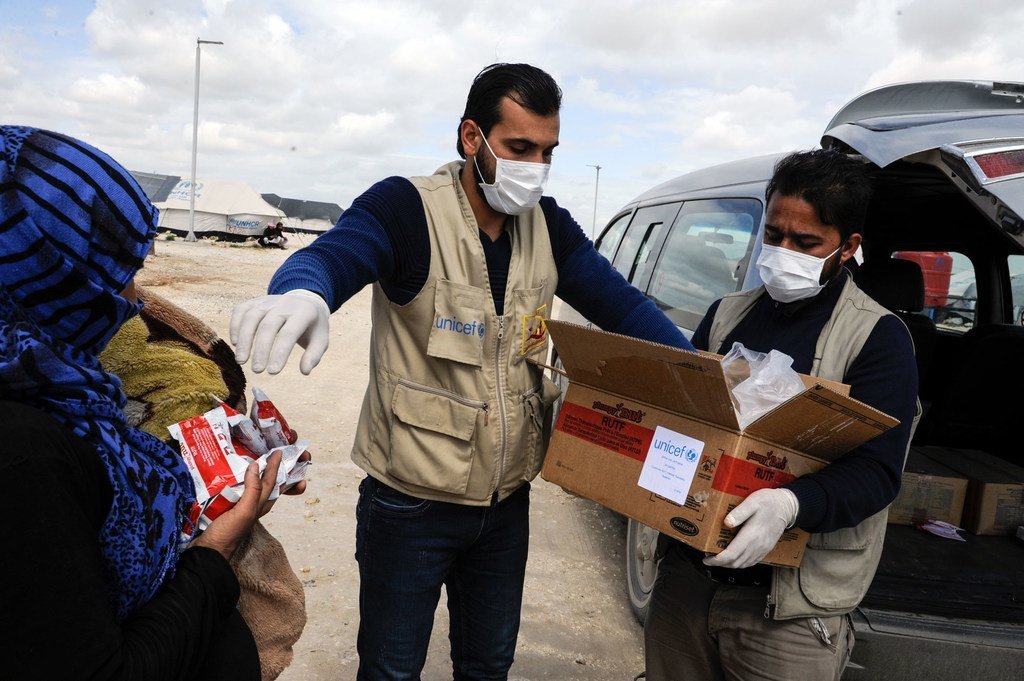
[626,518,660,624]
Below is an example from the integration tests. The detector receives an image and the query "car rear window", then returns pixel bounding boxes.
[890,251,975,333]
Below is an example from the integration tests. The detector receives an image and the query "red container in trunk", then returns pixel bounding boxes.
[894,251,953,307]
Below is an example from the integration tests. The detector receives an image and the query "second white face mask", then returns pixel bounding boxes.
[756,242,841,303]
[474,133,550,216]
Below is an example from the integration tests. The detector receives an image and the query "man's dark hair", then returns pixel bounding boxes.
[766,149,872,241]
[456,63,562,159]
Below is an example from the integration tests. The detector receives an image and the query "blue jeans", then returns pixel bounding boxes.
[354,475,531,681]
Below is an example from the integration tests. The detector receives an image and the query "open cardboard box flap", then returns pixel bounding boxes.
[542,320,901,566]
[547,319,898,464]
[548,319,739,430]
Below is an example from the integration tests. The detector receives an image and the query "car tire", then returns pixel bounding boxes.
[626,518,660,625]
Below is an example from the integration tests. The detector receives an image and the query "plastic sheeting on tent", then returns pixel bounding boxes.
[154,180,285,239]
[262,193,343,235]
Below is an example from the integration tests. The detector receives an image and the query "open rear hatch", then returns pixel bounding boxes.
[822,80,1024,251]
[822,80,1024,624]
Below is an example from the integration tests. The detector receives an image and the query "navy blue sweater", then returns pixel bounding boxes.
[691,272,918,533]
[269,174,692,350]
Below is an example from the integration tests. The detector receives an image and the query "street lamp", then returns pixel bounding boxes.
[187,37,223,242]
[587,164,602,241]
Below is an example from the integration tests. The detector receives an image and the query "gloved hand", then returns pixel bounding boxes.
[230,289,330,375]
[703,487,799,570]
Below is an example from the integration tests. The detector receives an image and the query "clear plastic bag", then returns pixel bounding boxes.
[721,342,805,429]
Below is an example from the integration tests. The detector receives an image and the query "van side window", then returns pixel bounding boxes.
[646,198,761,331]
[610,202,682,284]
[893,251,975,333]
[1010,254,1024,326]
[596,212,631,262]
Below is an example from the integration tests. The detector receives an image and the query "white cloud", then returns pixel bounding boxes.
[69,73,146,105]
[2,0,1023,224]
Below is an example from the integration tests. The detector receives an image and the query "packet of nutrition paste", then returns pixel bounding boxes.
[190,483,243,532]
[262,440,310,500]
[168,406,249,504]
[212,396,270,458]
[189,440,312,530]
[250,387,294,448]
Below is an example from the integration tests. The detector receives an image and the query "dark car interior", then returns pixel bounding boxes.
[853,160,1024,623]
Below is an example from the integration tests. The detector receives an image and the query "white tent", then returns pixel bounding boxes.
[155,179,285,239]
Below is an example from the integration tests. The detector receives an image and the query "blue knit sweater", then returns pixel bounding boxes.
[269,175,693,350]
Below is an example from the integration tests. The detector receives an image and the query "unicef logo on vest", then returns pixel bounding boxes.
[435,315,485,337]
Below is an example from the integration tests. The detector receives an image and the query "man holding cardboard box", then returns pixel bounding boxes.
[643,150,920,681]
[230,63,693,680]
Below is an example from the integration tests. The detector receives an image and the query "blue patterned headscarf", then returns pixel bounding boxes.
[0,126,195,621]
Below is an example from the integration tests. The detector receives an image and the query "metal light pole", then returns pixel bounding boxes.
[587,164,602,240]
[187,37,223,242]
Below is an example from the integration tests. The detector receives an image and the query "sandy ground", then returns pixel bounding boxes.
[137,236,645,680]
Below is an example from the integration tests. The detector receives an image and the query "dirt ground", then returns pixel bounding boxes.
[137,236,646,680]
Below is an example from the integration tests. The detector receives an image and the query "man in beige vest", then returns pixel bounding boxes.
[230,63,693,680]
[643,150,919,681]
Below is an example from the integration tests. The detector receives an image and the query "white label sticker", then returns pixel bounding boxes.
[637,425,705,506]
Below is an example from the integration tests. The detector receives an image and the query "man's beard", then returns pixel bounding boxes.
[471,146,497,203]
[819,247,845,284]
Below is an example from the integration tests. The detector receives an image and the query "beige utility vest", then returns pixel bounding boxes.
[709,274,919,619]
[351,161,561,505]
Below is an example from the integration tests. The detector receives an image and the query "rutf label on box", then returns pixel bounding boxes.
[540,320,899,567]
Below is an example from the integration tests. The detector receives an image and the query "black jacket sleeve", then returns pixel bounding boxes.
[2,402,258,681]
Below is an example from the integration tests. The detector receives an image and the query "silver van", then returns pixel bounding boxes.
[553,80,1024,680]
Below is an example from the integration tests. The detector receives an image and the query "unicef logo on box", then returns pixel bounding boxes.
[638,426,706,506]
[652,438,699,463]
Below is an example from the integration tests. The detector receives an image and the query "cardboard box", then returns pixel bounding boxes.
[888,449,968,526]
[540,320,899,567]
[913,446,1024,536]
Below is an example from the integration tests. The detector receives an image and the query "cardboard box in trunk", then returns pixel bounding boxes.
[888,449,968,526]
[540,321,899,567]
[913,446,1024,536]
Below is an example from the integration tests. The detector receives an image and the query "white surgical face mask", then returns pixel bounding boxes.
[474,133,550,215]
[756,242,842,303]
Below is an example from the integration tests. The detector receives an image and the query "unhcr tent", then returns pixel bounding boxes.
[262,193,343,235]
[154,179,285,239]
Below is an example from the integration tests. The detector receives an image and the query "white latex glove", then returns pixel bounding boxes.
[703,487,799,570]
[230,289,330,375]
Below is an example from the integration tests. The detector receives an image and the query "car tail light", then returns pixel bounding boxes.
[971,148,1024,180]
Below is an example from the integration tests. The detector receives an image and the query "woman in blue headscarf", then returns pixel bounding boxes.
[0,126,279,680]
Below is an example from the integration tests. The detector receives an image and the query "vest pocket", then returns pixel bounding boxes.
[521,376,563,481]
[510,284,551,366]
[797,511,887,611]
[388,380,484,495]
[427,279,487,367]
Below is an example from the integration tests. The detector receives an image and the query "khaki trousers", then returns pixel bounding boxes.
[644,542,854,681]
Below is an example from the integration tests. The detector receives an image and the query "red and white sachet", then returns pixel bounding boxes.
[215,397,270,458]
[251,387,294,449]
[168,405,249,505]
[177,389,310,534]
[187,440,311,531]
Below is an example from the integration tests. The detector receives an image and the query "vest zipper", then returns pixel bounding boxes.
[395,378,490,424]
[493,316,509,501]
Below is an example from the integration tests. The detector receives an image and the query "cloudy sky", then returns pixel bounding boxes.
[2,0,1023,233]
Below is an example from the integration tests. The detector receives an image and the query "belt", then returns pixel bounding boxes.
[681,544,772,587]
